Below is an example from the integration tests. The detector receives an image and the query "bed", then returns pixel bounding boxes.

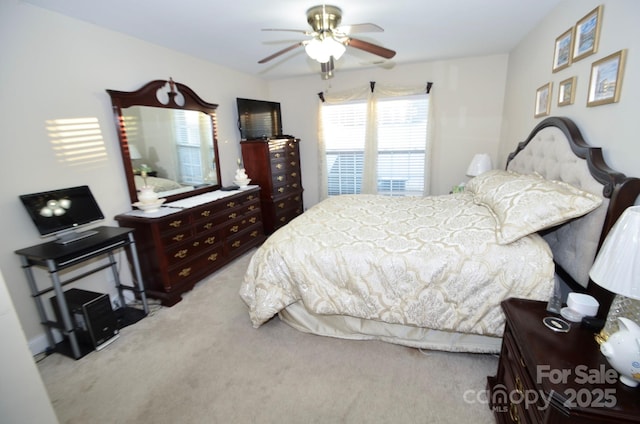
[239,117,640,353]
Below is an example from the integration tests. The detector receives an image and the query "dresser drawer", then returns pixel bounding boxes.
[167,243,224,285]
[274,206,303,229]
[274,193,303,213]
[226,225,263,253]
[160,227,194,247]
[157,215,192,233]
[221,209,262,238]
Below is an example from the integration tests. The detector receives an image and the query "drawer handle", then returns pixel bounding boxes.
[508,403,519,423]
[232,240,241,248]
[519,356,526,368]
[175,249,188,259]
[228,212,237,219]
[515,376,524,395]
[247,195,255,200]
[204,223,213,230]
[205,236,216,244]
[274,153,281,158]
[227,201,236,208]
[277,176,285,181]
[208,253,218,262]
[278,187,285,193]
[178,267,191,277]
[295,196,300,201]
[291,172,298,177]
[192,241,200,247]
[278,202,285,209]
[290,161,297,166]
[170,220,182,228]
[249,217,257,224]
[251,230,259,237]
[230,225,239,233]
[289,151,296,156]
[280,217,286,222]
[276,164,283,169]
[292,183,299,188]
[288,142,294,148]
[201,210,211,217]
[172,234,185,242]
[248,205,256,211]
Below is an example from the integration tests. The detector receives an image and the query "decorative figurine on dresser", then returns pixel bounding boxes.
[240,137,304,234]
[108,79,265,306]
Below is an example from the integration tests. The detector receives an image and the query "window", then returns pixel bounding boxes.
[174,110,213,185]
[323,94,428,196]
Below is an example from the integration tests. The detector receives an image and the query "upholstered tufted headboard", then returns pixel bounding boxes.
[505,117,640,317]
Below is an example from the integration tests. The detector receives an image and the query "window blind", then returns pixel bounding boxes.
[323,94,428,196]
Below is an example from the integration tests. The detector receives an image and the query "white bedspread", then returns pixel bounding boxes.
[240,194,555,338]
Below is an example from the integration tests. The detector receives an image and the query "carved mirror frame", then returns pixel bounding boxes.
[107,79,222,204]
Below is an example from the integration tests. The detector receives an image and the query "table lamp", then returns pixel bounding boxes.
[589,205,640,344]
[466,153,492,177]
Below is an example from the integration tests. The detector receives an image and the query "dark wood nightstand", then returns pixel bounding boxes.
[487,298,640,423]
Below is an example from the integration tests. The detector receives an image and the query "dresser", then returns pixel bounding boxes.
[115,187,265,306]
[487,298,640,423]
[241,137,304,234]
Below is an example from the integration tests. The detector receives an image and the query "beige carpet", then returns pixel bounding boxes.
[37,249,498,424]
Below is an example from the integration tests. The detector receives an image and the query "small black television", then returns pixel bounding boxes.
[19,185,105,244]
[236,97,283,140]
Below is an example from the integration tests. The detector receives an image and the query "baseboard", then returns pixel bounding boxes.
[28,332,63,357]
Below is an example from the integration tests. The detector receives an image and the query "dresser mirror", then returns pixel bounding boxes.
[107,79,222,204]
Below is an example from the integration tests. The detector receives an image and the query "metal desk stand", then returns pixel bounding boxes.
[15,226,149,359]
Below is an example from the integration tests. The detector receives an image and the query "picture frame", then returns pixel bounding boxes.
[573,5,603,62]
[534,83,552,118]
[587,50,626,107]
[552,28,574,72]
[558,77,576,106]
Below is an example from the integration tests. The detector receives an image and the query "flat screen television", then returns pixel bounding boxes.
[236,98,283,140]
[19,185,105,244]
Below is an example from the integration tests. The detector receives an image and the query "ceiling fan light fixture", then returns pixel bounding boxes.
[305,36,345,63]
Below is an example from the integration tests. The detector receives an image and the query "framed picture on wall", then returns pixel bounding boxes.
[534,83,552,118]
[552,28,574,72]
[587,50,626,107]
[558,77,577,106]
[573,5,603,62]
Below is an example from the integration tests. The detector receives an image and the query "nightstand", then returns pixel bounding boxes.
[487,298,640,423]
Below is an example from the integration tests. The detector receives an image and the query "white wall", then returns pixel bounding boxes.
[0,1,269,352]
[0,269,58,423]
[501,0,640,182]
[268,54,509,206]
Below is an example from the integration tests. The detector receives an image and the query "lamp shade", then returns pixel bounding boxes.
[129,144,142,160]
[466,153,492,177]
[589,205,640,300]
[305,36,346,63]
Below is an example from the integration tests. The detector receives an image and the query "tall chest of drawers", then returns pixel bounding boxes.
[241,137,304,234]
[115,187,265,306]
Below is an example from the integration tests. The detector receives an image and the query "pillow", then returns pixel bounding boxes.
[466,170,603,244]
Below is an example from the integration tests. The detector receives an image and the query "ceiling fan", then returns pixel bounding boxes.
[258,5,396,79]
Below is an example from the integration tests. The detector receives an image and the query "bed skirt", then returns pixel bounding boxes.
[279,301,502,354]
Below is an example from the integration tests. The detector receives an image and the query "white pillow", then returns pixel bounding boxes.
[466,170,603,244]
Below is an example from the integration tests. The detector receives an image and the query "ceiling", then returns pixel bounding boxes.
[24,0,563,80]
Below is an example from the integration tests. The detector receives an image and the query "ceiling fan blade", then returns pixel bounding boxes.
[346,38,396,59]
[262,28,314,36]
[258,42,305,64]
[335,23,383,34]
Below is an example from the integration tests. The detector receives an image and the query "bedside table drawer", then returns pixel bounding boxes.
[502,327,543,423]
